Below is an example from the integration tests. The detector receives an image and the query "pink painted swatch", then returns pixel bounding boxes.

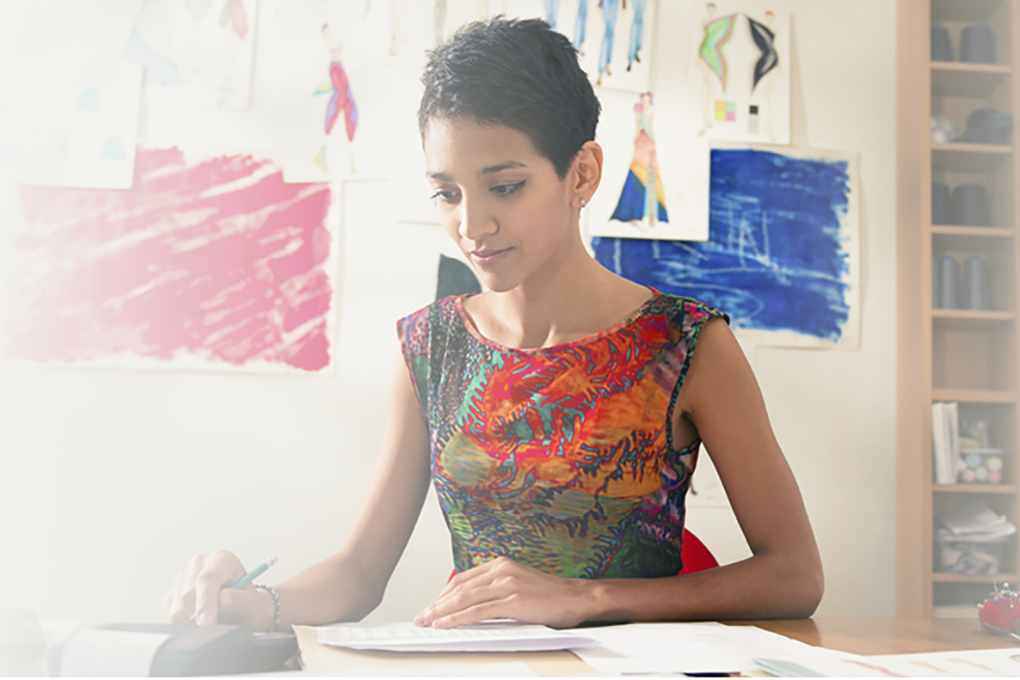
[6,147,335,372]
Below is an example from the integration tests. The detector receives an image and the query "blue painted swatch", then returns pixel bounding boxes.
[100,136,126,161]
[593,148,852,342]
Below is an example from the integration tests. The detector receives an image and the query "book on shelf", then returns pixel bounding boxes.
[932,402,960,484]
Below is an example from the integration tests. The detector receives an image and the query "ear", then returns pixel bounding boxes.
[571,141,603,209]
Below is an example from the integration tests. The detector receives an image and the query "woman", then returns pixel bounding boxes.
[163,17,822,633]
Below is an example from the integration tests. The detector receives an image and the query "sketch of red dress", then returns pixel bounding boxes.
[314,26,358,174]
[611,94,667,226]
[324,62,357,142]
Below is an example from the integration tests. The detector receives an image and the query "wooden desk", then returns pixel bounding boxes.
[295,618,1020,675]
[737,618,1017,656]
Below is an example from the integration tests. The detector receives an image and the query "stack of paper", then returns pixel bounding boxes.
[568,623,862,675]
[935,500,1017,575]
[316,621,596,653]
[937,501,1017,542]
[932,402,960,484]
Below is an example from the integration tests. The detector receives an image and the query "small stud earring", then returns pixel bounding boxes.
[579,198,587,208]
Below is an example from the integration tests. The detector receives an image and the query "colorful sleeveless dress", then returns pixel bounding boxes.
[396,291,728,579]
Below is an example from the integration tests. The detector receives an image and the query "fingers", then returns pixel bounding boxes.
[432,560,495,601]
[162,551,246,627]
[165,560,201,625]
[416,557,518,627]
[193,550,247,626]
[430,596,519,629]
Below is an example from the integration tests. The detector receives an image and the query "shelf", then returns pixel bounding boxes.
[934,483,1018,493]
[932,572,1018,584]
[932,0,1006,23]
[932,225,1014,238]
[933,309,1016,329]
[932,61,1011,97]
[932,388,1017,403]
[932,226,1014,251]
[933,143,1013,172]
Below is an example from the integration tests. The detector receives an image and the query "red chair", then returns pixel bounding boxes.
[678,528,719,574]
[449,528,718,581]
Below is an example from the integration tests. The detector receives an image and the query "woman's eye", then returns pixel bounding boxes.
[429,190,459,204]
[492,180,525,197]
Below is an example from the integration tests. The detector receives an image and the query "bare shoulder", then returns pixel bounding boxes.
[678,317,759,418]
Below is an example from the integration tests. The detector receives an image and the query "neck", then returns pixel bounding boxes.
[487,230,619,349]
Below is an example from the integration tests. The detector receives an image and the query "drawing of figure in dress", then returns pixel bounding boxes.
[313,24,358,174]
[748,11,778,91]
[748,11,779,140]
[626,0,646,72]
[573,0,589,54]
[596,0,622,86]
[611,92,667,228]
[544,0,561,29]
[696,2,736,133]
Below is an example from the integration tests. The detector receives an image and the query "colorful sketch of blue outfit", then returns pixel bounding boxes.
[598,0,620,82]
[122,0,181,87]
[627,0,647,70]
[574,0,588,52]
[748,15,778,91]
[593,148,853,342]
[611,94,667,226]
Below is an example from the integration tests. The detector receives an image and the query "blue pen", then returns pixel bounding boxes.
[229,556,278,590]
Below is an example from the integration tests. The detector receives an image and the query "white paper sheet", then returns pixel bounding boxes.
[570,623,861,675]
[344,661,536,676]
[316,621,596,653]
[0,63,142,189]
[851,647,1020,678]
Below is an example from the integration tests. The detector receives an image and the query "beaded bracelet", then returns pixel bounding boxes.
[254,583,281,633]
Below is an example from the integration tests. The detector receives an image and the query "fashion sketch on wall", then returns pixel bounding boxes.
[593,145,860,349]
[506,0,657,93]
[121,0,259,110]
[0,63,142,189]
[694,1,790,145]
[588,90,710,242]
[270,1,397,182]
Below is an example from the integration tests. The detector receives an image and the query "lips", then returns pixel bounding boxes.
[469,247,512,267]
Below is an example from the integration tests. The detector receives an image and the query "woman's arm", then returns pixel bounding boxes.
[414,319,822,628]
[272,354,434,627]
[582,317,823,621]
[164,353,433,630]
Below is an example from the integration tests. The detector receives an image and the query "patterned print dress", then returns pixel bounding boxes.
[396,291,728,579]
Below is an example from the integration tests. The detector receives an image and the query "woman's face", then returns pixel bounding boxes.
[423,116,576,293]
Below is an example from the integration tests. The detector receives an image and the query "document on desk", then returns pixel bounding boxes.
[569,622,862,675]
[847,647,1020,677]
[316,621,598,653]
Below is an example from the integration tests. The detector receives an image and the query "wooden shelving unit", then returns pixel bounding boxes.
[897,0,1020,617]
[934,483,1019,493]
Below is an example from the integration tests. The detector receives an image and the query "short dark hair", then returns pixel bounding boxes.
[418,16,601,179]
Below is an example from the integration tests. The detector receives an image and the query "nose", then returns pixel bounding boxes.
[457,194,497,241]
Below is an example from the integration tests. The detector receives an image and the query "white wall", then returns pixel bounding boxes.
[0,0,897,625]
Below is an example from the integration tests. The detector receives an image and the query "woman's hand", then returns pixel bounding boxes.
[161,550,275,631]
[413,557,594,629]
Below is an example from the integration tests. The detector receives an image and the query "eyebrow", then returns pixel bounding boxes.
[426,160,528,181]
